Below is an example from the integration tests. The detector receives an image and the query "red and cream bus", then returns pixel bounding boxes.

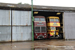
[34,16,47,39]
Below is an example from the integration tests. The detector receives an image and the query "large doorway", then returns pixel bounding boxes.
[33,11,63,40]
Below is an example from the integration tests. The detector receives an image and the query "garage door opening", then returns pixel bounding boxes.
[33,11,63,40]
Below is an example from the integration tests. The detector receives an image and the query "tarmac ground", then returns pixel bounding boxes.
[0,39,75,50]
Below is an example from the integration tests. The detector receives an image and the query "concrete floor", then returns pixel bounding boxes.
[0,39,75,50]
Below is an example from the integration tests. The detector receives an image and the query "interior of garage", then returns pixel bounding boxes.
[33,11,63,39]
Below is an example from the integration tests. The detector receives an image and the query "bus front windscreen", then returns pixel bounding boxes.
[35,27,40,33]
[41,27,46,32]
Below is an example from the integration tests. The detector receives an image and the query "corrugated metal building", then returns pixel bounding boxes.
[0,3,75,42]
[0,10,11,42]
[12,10,32,41]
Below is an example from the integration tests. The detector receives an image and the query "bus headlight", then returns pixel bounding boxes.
[36,34,37,36]
[44,34,46,35]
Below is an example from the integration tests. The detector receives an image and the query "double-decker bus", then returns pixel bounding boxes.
[34,16,47,39]
[46,16,60,38]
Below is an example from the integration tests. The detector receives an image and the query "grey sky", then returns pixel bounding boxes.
[0,0,75,7]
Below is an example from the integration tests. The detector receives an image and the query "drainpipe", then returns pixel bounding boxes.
[31,0,34,41]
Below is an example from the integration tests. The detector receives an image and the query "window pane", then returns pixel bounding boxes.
[40,18,45,21]
[51,27,55,30]
[41,27,46,32]
[35,18,39,21]
[55,19,59,22]
[35,27,40,32]
[50,18,54,21]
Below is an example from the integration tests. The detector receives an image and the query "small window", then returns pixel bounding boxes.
[40,18,45,21]
[35,27,40,32]
[35,18,39,21]
[55,19,59,22]
[50,18,54,21]
[51,27,55,30]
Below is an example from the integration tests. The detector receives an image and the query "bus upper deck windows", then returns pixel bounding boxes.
[35,18,39,21]
[55,18,59,22]
[50,18,54,22]
[35,18,45,21]
[40,18,45,21]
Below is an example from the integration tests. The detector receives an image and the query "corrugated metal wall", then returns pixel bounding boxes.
[0,10,11,41]
[63,12,75,39]
[2,9,75,41]
[12,10,32,41]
